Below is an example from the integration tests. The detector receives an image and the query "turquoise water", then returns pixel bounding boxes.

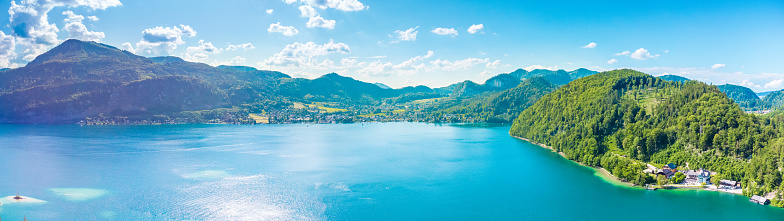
[0,123,783,220]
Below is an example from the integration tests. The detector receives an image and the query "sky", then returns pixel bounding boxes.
[0,0,782,91]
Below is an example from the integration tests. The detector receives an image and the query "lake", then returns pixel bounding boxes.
[0,123,782,220]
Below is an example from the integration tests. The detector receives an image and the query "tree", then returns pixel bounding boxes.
[670,172,685,184]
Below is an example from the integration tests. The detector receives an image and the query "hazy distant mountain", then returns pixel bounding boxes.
[717,84,763,110]
[450,74,521,97]
[658,74,690,83]
[374,83,391,89]
[508,68,597,85]
[757,90,774,98]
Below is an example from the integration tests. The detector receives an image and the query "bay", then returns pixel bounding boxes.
[0,123,782,220]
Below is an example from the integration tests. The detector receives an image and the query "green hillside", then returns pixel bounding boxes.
[658,74,690,83]
[717,84,763,110]
[419,77,556,123]
[510,69,784,201]
[762,90,784,109]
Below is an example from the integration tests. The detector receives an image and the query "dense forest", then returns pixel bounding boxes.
[510,69,784,207]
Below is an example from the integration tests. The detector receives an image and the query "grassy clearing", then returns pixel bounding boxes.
[409,98,440,104]
[292,102,306,109]
[248,113,269,124]
[359,113,386,117]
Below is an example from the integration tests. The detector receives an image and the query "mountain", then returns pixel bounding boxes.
[422,77,556,123]
[658,74,689,83]
[762,90,784,109]
[510,69,775,187]
[0,39,432,123]
[757,90,775,98]
[449,74,521,97]
[717,84,763,110]
[568,68,599,79]
[509,69,572,85]
[374,83,391,89]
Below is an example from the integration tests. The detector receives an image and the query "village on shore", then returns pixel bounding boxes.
[640,163,770,205]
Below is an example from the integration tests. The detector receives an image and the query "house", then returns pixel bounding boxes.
[685,169,711,184]
[663,163,678,171]
[750,195,770,205]
[719,179,741,189]
[657,168,675,178]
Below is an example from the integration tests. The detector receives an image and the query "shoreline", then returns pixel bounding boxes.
[511,135,634,187]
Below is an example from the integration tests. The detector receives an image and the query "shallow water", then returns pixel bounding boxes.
[0,123,782,220]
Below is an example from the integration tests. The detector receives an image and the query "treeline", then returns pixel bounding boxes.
[510,69,784,202]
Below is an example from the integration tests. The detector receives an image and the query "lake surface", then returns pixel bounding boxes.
[0,123,783,220]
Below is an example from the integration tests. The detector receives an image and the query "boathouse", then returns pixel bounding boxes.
[750,195,769,205]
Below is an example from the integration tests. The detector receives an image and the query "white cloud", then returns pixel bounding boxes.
[765,79,784,89]
[306,16,336,29]
[282,0,297,4]
[486,60,501,69]
[480,70,492,77]
[8,0,120,61]
[0,31,18,68]
[582,42,597,48]
[366,55,386,59]
[231,56,246,64]
[268,23,300,36]
[393,50,432,71]
[431,58,488,71]
[87,16,99,21]
[302,0,366,11]
[225,43,255,51]
[740,79,761,88]
[182,52,208,62]
[629,48,659,60]
[266,9,274,14]
[186,40,221,54]
[431,28,458,36]
[120,42,135,53]
[607,59,618,64]
[264,40,350,67]
[391,26,418,43]
[523,65,558,71]
[62,11,104,42]
[711,63,726,69]
[134,25,197,54]
[614,51,630,56]
[298,5,318,17]
[467,24,484,34]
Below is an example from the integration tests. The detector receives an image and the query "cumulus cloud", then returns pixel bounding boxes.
[86,15,99,21]
[740,79,761,88]
[607,59,618,64]
[186,40,221,54]
[62,11,104,42]
[306,16,336,29]
[266,9,274,14]
[431,28,458,36]
[486,60,501,69]
[711,63,726,69]
[614,51,630,56]
[614,48,659,60]
[393,50,433,71]
[132,24,197,54]
[298,5,318,17]
[0,31,18,68]
[120,42,135,53]
[8,0,121,61]
[629,48,659,60]
[431,58,489,71]
[264,40,350,67]
[301,0,366,11]
[225,43,255,51]
[582,42,597,48]
[391,27,418,43]
[765,79,784,89]
[467,24,484,34]
[268,23,300,36]
[523,65,558,71]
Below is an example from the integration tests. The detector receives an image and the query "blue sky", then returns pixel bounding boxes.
[0,0,783,91]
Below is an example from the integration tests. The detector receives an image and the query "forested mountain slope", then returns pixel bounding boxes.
[510,69,784,204]
[717,84,764,110]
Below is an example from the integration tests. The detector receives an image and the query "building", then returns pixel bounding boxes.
[685,169,711,184]
[657,168,675,178]
[750,195,770,205]
[719,179,741,189]
[663,163,678,171]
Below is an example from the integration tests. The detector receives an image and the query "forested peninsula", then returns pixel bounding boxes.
[511,69,784,207]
